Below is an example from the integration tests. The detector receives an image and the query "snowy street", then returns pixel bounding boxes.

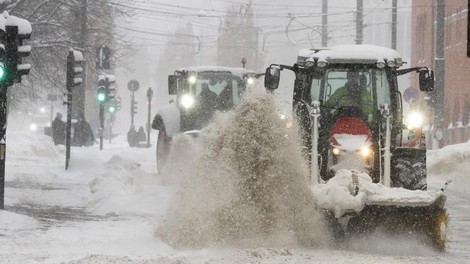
[1,110,470,263]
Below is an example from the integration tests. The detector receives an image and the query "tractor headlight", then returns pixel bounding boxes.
[246,77,255,85]
[188,75,197,84]
[406,111,424,130]
[180,94,195,109]
[360,146,372,158]
[332,148,341,156]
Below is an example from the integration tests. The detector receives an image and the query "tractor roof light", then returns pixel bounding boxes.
[317,61,328,68]
[305,58,315,68]
[387,60,396,68]
[377,61,386,69]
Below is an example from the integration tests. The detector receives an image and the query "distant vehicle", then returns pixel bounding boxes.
[152,66,261,172]
[29,107,52,136]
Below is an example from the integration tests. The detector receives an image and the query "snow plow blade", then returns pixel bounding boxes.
[325,191,448,251]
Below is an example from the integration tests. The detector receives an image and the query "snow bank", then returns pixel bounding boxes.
[0,210,39,235]
[427,141,470,193]
[7,131,60,159]
[87,154,168,216]
[157,89,330,249]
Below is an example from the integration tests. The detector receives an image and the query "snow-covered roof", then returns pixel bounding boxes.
[298,44,404,68]
[176,66,256,77]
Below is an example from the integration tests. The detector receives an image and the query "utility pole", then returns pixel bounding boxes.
[434,0,445,148]
[356,0,363,45]
[391,0,397,50]
[322,0,328,47]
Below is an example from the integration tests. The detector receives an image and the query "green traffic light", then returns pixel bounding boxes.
[0,66,5,80]
[97,92,106,102]
[108,106,116,113]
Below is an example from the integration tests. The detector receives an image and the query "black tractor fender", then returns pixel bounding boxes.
[152,114,166,132]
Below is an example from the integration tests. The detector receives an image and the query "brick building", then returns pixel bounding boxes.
[412,0,470,145]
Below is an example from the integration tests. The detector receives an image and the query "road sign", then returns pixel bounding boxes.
[127,80,139,92]
[403,87,418,103]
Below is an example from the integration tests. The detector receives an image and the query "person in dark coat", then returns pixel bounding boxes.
[73,115,95,147]
[51,112,66,145]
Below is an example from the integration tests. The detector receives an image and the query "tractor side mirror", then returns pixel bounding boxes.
[419,69,434,92]
[264,66,280,91]
[168,75,178,95]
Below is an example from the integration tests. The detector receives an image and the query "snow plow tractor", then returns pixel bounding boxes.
[152,66,261,172]
[264,45,448,251]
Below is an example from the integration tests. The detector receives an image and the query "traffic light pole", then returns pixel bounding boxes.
[99,103,104,150]
[65,88,72,170]
[0,89,7,209]
[131,91,135,128]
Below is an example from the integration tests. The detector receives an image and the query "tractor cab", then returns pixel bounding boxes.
[265,45,434,190]
[153,66,260,173]
[168,67,258,131]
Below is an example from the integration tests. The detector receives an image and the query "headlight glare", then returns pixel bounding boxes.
[360,146,371,157]
[180,94,195,109]
[332,148,341,156]
[188,75,197,84]
[406,111,424,130]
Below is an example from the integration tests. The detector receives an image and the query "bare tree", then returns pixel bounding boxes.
[0,0,133,114]
[217,1,262,71]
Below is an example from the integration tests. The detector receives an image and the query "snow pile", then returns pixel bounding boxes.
[87,155,166,216]
[312,170,371,217]
[7,131,60,159]
[157,90,330,248]
[312,169,444,217]
[428,141,470,193]
[0,210,39,235]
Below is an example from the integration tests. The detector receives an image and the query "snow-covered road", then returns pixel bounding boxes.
[0,127,469,263]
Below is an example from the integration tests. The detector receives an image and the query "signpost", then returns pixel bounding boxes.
[146,87,153,148]
[127,80,139,147]
[403,87,418,104]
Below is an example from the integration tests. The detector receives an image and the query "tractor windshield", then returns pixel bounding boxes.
[184,72,245,111]
[310,68,391,114]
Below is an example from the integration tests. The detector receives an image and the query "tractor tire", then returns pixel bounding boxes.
[391,148,427,190]
[156,129,170,173]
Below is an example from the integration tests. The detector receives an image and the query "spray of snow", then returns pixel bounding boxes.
[156,89,330,248]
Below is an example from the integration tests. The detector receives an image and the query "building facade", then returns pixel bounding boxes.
[412,0,470,146]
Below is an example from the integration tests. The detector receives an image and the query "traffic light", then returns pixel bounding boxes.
[0,46,5,82]
[1,13,32,86]
[66,49,83,90]
[131,99,138,115]
[116,96,122,111]
[96,86,108,103]
[107,99,116,113]
[97,74,114,103]
[97,74,116,103]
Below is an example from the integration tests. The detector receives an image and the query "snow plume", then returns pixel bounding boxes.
[157,90,330,249]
